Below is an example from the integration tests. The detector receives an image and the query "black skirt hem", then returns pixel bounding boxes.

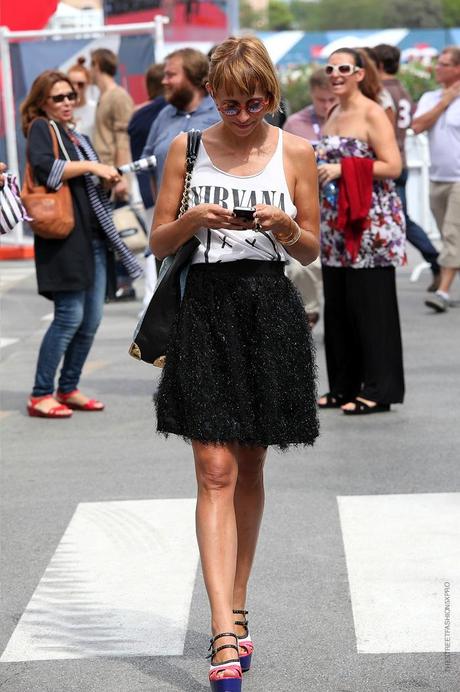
[156,426,319,451]
[157,427,318,452]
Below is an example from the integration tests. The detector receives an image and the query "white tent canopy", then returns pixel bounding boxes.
[318,28,409,58]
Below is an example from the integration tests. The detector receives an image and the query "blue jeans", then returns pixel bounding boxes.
[32,238,107,396]
[395,168,440,274]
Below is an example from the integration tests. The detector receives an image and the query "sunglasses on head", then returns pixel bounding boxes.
[49,91,78,103]
[325,63,360,77]
[217,98,268,117]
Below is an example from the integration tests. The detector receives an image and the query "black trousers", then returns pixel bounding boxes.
[322,266,405,404]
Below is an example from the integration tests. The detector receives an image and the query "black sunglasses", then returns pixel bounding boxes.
[49,92,78,103]
[73,81,87,89]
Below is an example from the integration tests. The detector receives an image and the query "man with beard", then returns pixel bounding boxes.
[142,48,219,201]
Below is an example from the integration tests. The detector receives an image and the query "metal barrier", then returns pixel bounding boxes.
[405,129,440,282]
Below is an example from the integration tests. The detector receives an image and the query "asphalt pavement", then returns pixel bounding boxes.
[0,252,459,692]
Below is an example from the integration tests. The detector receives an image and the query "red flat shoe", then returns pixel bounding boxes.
[56,389,105,411]
[27,395,73,419]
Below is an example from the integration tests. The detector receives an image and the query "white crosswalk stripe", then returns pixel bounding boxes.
[0,262,35,294]
[0,499,199,662]
[0,338,19,349]
[338,492,460,654]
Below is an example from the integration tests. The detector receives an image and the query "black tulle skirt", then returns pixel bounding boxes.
[155,260,319,449]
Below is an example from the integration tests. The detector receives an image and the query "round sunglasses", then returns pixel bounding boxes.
[325,64,360,77]
[217,98,268,117]
[49,91,78,104]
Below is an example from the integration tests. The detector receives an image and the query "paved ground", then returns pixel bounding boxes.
[0,254,459,692]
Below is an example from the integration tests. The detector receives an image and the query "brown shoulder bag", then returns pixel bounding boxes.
[21,119,75,240]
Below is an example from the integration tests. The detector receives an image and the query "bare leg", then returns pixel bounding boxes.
[192,441,239,673]
[232,444,267,636]
[438,266,458,294]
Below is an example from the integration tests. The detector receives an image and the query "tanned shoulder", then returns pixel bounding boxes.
[283,129,315,159]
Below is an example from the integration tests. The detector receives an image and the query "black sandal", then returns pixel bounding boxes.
[207,632,242,691]
[318,392,345,409]
[342,399,390,415]
[233,609,253,672]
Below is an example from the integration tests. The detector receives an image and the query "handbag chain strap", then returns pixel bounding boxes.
[179,130,201,218]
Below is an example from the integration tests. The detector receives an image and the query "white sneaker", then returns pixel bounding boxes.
[425,293,449,312]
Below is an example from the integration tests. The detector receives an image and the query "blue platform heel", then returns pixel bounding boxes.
[207,632,242,692]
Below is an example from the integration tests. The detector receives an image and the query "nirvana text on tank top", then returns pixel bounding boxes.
[189,129,297,264]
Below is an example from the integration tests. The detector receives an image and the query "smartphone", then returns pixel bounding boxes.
[233,206,255,220]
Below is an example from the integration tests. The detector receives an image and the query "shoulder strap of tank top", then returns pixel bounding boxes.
[271,127,283,165]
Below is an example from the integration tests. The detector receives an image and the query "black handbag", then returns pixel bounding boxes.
[128,129,202,366]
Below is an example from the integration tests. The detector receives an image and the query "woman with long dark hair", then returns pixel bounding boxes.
[151,36,320,691]
[21,70,142,418]
[317,48,406,415]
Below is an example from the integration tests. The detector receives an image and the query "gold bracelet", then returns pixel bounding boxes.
[277,220,302,246]
[275,218,298,244]
[282,224,302,246]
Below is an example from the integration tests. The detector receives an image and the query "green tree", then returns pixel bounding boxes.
[289,0,449,30]
[441,0,460,27]
[268,0,294,30]
[290,0,319,30]
[240,0,265,29]
[302,0,386,30]
[383,0,443,28]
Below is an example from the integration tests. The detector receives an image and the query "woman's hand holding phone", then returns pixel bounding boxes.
[232,206,256,230]
[252,204,293,236]
[186,203,257,232]
[186,203,239,231]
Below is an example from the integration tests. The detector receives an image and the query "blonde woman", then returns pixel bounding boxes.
[68,57,97,138]
[151,36,320,690]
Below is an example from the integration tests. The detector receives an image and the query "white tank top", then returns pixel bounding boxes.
[189,129,297,264]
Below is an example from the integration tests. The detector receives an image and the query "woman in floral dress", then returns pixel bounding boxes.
[317,47,406,415]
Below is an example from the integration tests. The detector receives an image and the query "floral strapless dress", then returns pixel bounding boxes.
[316,136,406,269]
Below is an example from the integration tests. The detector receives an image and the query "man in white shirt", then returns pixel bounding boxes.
[412,46,460,312]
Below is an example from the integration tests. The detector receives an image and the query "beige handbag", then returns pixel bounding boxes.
[21,119,75,240]
[112,204,148,254]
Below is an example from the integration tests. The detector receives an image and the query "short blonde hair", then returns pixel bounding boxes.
[208,36,281,114]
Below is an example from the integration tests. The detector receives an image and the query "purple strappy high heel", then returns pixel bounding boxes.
[233,609,254,673]
[207,632,242,692]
